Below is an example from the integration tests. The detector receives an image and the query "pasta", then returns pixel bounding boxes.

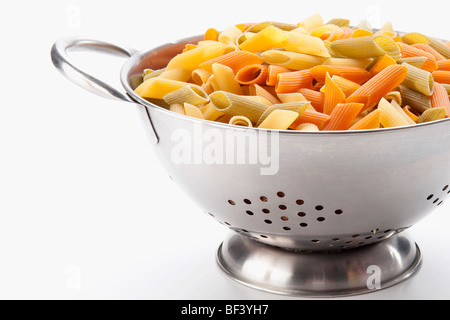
[133,16,450,132]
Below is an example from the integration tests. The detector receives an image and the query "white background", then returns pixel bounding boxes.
[1,0,450,300]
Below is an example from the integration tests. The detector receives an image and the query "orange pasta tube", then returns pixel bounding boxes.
[298,88,325,113]
[266,65,292,86]
[369,54,397,75]
[347,64,409,111]
[235,65,269,85]
[199,51,264,73]
[276,70,314,93]
[433,70,450,84]
[398,43,438,73]
[323,103,365,131]
[349,109,381,130]
[309,65,372,84]
[403,106,420,123]
[204,28,220,41]
[437,60,450,71]
[412,44,446,61]
[249,84,281,105]
[289,109,331,130]
[321,75,361,97]
[431,83,450,115]
[323,73,347,115]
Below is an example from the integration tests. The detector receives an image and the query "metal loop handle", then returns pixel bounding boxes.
[51,37,138,102]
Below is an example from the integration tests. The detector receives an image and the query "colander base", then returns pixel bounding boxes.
[216,232,422,298]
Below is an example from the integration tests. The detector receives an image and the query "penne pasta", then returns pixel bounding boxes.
[204,28,220,41]
[348,109,381,130]
[257,110,301,130]
[239,25,289,53]
[309,65,372,85]
[163,85,209,106]
[199,50,264,74]
[135,77,191,99]
[256,102,310,126]
[212,63,243,95]
[390,100,417,125]
[323,57,374,69]
[276,70,314,93]
[326,18,350,28]
[323,73,347,115]
[159,68,192,82]
[432,70,450,84]
[289,109,331,130]
[401,62,435,96]
[266,65,292,86]
[403,106,420,123]
[169,103,186,115]
[347,65,409,111]
[398,85,432,113]
[166,41,227,71]
[309,24,345,42]
[249,84,281,105]
[417,107,447,123]
[402,33,450,59]
[202,102,225,121]
[294,123,320,132]
[277,92,309,104]
[235,64,269,85]
[329,35,401,60]
[383,91,402,106]
[192,68,213,85]
[229,115,253,127]
[209,91,269,123]
[183,103,205,119]
[281,32,331,57]
[261,50,327,70]
[369,54,397,75]
[321,75,361,97]
[430,83,450,115]
[437,60,450,71]
[378,98,413,128]
[218,26,243,45]
[322,102,364,131]
[398,42,438,73]
[397,57,428,70]
[298,88,325,113]
[412,43,446,61]
[298,13,324,32]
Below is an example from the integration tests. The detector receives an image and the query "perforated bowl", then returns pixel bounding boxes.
[51,35,450,297]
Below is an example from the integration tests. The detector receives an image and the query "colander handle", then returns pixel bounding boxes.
[51,37,159,144]
[51,37,137,102]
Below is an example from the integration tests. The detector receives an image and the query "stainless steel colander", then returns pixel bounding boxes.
[51,35,450,297]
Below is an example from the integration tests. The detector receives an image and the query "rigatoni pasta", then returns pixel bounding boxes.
[133,15,450,131]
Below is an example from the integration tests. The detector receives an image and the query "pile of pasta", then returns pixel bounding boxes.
[134,14,450,131]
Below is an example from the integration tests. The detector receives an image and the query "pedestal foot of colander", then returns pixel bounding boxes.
[216,232,422,298]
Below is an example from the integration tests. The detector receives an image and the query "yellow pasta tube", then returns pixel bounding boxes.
[239,25,289,53]
[143,68,165,81]
[277,93,309,104]
[211,63,243,95]
[169,103,185,115]
[166,41,227,71]
[229,116,253,127]
[320,75,361,97]
[163,85,209,106]
[417,107,447,124]
[390,100,417,126]
[326,18,350,28]
[378,98,413,128]
[294,123,320,132]
[256,102,310,127]
[209,91,269,123]
[134,77,191,99]
[257,110,300,130]
[159,68,192,82]
[202,103,225,121]
[218,25,243,45]
[329,35,401,60]
[280,32,331,57]
[323,57,374,69]
[260,50,327,70]
[298,13,324,32]
[402,33,450,59]
[192,68,212,85]
[184,103,205,119]
[401,62,435,96]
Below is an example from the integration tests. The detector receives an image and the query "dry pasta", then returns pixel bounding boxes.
[133,16,450,132]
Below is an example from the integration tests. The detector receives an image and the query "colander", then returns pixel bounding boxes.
[51,35,450,297]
